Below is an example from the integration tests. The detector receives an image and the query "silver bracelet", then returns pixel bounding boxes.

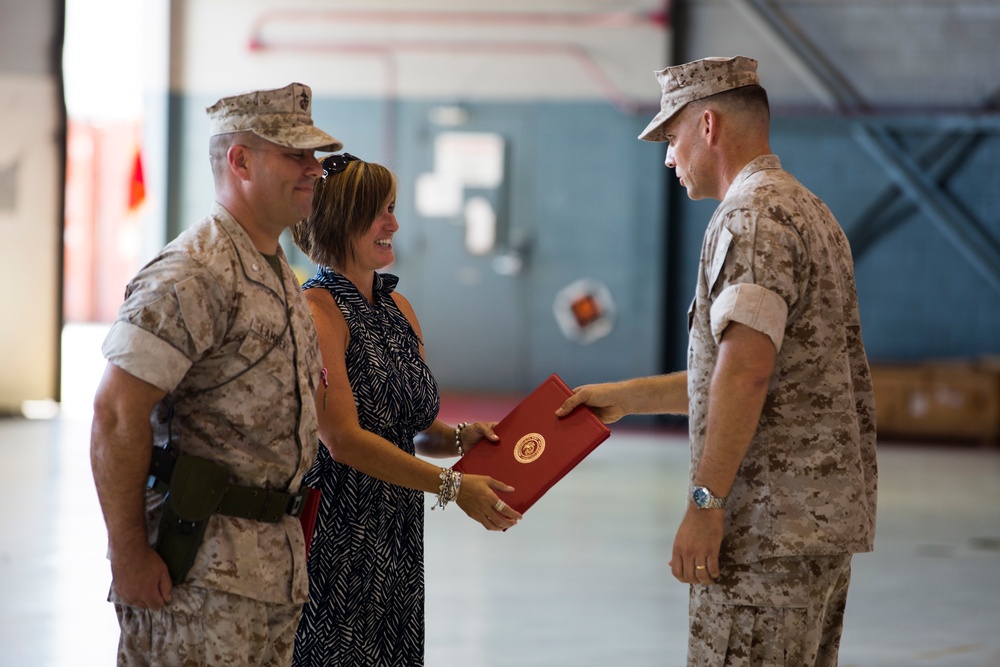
[454,422,470,457]
[432,468,463,510]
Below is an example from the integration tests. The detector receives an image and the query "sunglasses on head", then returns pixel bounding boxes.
[322,153,361,178]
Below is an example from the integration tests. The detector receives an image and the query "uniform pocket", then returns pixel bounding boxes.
[703,558,810,609]
[236,325,293,390]
[707,226,735,295]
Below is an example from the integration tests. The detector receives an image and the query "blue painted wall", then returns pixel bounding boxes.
[664,117,1000,371]
[172,94,665,394]
[169,95,1000,393]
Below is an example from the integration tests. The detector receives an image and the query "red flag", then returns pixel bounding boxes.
[128,147,146,211]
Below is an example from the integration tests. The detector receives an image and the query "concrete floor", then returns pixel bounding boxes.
[0,324,998,666]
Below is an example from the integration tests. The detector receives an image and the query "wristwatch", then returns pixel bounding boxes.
[691,485,727,509]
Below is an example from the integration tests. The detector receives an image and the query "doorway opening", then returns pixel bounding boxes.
[61,0,146,418]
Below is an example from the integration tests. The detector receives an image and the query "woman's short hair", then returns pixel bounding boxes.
[292,158,397,270]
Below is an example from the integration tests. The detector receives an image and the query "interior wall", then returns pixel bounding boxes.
[662,0,1000,371]
[160,0,999,396]
[0,1,992,413]
[166,0,670,394]
[0,0,64,412]
[664,119,1000,371]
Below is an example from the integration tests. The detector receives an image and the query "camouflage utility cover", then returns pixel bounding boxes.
[103,203,321,604]
[206,82,342,153]
[687,155,878,564]
[639,55,760,142]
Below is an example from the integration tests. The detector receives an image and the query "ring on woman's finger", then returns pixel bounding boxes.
[493,500,506,513]
[695,565,707,570]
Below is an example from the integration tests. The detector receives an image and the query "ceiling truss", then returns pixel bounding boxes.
[728,0,1000,294]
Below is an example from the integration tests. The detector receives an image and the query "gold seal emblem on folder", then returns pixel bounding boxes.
[514,433,545,464]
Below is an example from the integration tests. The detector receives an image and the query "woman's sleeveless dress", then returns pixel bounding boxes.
[293,267,440,666]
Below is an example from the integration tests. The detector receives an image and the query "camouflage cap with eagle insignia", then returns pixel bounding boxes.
[639,56,760,142]
[206,82,343,152]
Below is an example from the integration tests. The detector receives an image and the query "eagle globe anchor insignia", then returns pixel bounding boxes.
[514,433,545,464]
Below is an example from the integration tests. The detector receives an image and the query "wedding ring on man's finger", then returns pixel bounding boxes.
[493,500,506,513]
[695,565,707,570]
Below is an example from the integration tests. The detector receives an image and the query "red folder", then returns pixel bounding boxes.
[453,373,611,514]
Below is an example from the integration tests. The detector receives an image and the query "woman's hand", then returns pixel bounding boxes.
[459,421,499,453]
[456,474,522,531]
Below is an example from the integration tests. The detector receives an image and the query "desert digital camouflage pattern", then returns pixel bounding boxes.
[205,82,343,152]
[689,554,853,666]
[115,585,302,666]
[102,202,321,605]
[639,55,761,142]
[687,154,878,565]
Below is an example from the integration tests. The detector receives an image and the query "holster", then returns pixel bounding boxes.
[154,454,230,585]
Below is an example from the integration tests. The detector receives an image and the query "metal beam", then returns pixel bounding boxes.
[726,0,999,294]
[774,113,1000,130]
[847,131,982,258]
[852,124,1000,294]
[726,0,865,112]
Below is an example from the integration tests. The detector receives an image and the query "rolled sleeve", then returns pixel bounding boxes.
[710,283,788,352]
[102,321,193,392]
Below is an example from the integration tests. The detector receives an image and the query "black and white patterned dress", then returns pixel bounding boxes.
[293,267,440,667]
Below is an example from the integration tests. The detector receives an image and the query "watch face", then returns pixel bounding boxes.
[692,486,724,508]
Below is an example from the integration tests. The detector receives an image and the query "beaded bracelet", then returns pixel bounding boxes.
[432,468,463,510]
[454,422,470,457]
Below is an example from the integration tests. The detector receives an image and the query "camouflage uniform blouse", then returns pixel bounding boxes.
[687,155,877,564]
[102,203,320,604]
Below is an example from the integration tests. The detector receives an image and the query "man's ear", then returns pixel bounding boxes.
[227,144,252,180]
[701,108,719,144]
